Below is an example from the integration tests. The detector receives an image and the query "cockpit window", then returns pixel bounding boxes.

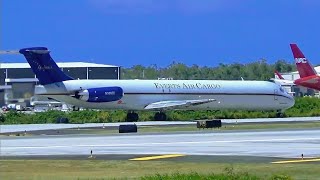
[279,87,285,93]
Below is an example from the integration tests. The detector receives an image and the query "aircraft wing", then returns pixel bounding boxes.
[144,99,216,110]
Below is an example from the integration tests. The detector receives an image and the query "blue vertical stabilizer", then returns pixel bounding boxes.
[19,47,73,85]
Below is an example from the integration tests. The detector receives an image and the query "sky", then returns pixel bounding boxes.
[1,0,320,67]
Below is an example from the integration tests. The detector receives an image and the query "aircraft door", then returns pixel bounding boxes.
[274,89,278,100]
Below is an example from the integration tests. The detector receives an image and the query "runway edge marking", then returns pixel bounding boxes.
[129,154,186,161]
[271,158,320,164]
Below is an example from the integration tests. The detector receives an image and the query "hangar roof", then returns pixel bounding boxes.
[0,62,119,69]
[289,66,320,74]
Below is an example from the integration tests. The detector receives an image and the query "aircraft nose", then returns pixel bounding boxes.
[287,96,295,108]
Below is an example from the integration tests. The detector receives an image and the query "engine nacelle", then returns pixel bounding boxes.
[78,87,123,103]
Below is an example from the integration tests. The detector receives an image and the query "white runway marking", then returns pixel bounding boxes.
[3,137,320,150]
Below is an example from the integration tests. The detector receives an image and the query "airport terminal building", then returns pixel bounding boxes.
[0,62,120,107]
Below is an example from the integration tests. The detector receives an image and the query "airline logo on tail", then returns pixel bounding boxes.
[290,44,317,78]
[290,43,320,91]
[295,58,307,64]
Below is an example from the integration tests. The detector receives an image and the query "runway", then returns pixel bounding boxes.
[1,129,320,159]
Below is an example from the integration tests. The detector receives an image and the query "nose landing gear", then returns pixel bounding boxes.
[276,110,285,118]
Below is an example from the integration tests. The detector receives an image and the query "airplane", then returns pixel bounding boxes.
[271,70,295,86]
[290,44,320,91]
[0,47,294,120]
[275,70,285,80]
[270,70,295,96]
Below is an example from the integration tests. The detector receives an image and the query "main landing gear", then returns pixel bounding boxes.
[154,112,167,121]
[126,111,167,122]
[126,111,139,122]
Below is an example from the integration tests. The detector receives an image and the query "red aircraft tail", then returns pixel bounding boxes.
[290,44,317,78]
[274,70,284,79]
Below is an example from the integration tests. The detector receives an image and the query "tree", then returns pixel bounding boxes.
[121,59,295,80]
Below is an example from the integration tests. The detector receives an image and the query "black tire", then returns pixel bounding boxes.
[154,112,160,121]
[72,106,80,111]
[154,112,166,121]
[133,113,139,121]
[126,113,139,122]
[276,113,284,118]
[126,113,133,122]
[159,113,167,121]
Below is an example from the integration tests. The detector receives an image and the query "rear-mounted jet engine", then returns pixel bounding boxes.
[77,87,123,102]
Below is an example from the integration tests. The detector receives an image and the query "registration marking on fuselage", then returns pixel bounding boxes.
[129,154,186,161]
[271,158,320,164]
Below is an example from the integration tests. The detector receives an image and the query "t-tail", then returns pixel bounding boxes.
[19,47,73,85]
[290,44,317,78]
[274,70,284,79]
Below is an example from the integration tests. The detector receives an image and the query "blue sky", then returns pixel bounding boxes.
[2,0,320,67]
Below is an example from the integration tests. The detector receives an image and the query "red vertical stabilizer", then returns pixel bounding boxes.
[290,44,317,78]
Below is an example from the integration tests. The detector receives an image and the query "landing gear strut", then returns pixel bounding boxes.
[72,106,80,111]
[276,110,284,118]
[154,112,167,121]
[126,111,139,122]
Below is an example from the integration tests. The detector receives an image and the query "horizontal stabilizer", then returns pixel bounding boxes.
[294,75,320,91]
[144,99,216,110]
[0,50,20,54]
[0,47,73,85]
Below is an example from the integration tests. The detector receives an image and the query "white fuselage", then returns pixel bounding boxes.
[36,79,294,111]
[272,78,295,86]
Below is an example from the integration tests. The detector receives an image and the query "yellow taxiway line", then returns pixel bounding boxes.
[271,158,320,164]
[129,154,186,161]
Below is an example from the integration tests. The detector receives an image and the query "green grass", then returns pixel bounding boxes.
[2,121,319,137]
[64,121,320,135]
[142,121,320,131]
[141,172,262,180]
[0,160,318,179]
[141,172,294,180]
